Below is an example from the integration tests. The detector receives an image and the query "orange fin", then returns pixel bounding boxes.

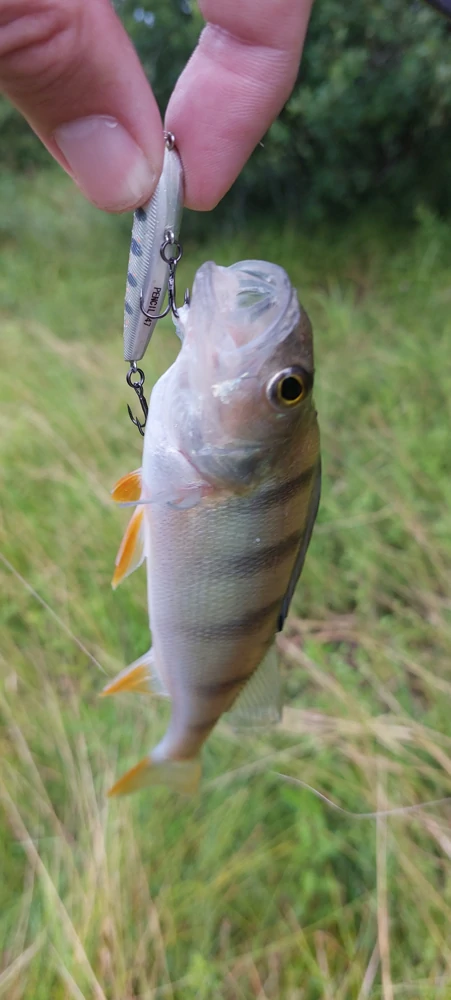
[112,507,145,590]
[108,756,201,798]
[101,662,150,697]
[100,650,169,698]
[111,469,142,503]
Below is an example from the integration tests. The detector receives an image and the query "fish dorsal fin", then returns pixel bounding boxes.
[111,469,142,503]
[277,460,321,632]
[225,645,282,730]
[112,507,146,589]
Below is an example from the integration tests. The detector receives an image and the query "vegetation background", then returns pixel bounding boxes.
[1,2,451,998]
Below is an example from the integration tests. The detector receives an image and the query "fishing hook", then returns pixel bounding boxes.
[139,228,190,323]
[126,363,148,436]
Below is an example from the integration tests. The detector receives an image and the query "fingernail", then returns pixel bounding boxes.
[54,115,156,211]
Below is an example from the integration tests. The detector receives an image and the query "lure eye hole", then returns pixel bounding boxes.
[266,366,312,411]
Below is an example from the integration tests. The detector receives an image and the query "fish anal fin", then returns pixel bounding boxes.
[107,756,201,798]
[101,649,169,699]
[112,507,145,590]
[111,469,142,503]
[225,646,282,731]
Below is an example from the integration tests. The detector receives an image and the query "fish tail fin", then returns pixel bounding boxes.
[100,649,169,699]
[107,756,201,798]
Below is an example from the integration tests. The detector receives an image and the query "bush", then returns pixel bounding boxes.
[2,0,451,221]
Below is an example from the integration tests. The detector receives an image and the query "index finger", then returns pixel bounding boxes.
[166,0,313,211]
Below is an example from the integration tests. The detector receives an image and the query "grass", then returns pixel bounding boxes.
[1,168,451,999]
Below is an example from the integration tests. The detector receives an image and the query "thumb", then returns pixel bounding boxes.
[0,0,164,212]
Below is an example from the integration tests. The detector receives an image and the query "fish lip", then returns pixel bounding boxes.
[191,260,219,316]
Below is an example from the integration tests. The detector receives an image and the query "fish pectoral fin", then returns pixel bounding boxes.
[225,646,282,731]
[164,483,213,510]
[112,507,146,590]
[107,756,201,798]
[111,469,142,503]
[100,649,169,699]
[132,481,212,511]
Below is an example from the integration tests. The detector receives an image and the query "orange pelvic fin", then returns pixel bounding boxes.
[100,650,169,699]
[112,507,145,590]
[107,756,201,798]
[111,469,142,504]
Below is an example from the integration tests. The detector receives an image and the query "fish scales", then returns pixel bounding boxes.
[106,259,321,796]
[146,461,318,757]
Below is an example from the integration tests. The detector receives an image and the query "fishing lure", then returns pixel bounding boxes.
[124,131,188,435]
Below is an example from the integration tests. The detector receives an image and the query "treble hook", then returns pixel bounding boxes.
[126,363,148,436]
[139,229,190,323]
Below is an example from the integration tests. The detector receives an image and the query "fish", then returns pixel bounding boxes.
[104,259,321,797]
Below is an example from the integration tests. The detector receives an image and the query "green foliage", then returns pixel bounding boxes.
[282,0,451,218]
[117,0,203,104]
[1,171,451,997]
[0,97,50,169]
[2,2,451,220]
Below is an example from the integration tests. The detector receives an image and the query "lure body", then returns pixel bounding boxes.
[123,141,183,363]
[107,260,321,796]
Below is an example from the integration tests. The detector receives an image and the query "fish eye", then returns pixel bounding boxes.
[266,366,313,411]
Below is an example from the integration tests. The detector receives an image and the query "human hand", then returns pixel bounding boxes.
[0,0,313,213]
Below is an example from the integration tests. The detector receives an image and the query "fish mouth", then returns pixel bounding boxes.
[189,260,294,351]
